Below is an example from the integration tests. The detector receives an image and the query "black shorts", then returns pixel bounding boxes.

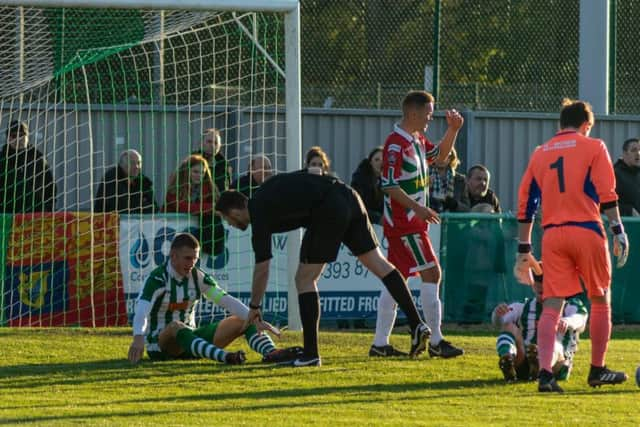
[300,184,379,264]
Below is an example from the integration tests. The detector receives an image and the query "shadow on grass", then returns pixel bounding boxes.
[0,408,176,425]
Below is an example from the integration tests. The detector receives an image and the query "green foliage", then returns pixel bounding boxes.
[1,328,639,425]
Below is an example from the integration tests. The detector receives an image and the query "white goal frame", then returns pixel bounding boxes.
[4,0,303,329]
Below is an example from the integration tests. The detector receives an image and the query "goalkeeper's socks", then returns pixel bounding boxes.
[589,302,612,367]
[176,328,227,363]
[381,269,422,330]
[298,291,320,358]
[245,324,276,356]
[496,332,517,358]
[420,282,443,345]
[537,306,561,373]
[373,288,398,347]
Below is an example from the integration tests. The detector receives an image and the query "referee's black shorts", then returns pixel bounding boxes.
[300,183,379,264]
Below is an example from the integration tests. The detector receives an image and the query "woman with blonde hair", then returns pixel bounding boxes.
[164,154,224,256]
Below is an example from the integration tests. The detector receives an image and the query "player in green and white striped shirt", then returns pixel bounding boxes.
[492,272,588,382]
[127,233,301,365]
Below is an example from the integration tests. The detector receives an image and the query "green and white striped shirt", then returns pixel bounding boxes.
[133,262,232,352]
[504,296,588,358]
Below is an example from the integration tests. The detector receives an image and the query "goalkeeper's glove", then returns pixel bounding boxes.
[610,220,629,268]
[513,242,542,285]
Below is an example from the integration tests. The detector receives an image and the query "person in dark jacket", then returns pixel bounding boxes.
[231,155,273,198]
[193,128,232,194]
[0,120,57,212]
[95,149,158,214]
[614,138,640,216]
[351,147,384,224]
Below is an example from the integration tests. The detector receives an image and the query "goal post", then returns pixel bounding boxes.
[0,0,302,329]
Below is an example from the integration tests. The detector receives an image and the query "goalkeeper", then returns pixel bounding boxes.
[128,232,301,365]
[492,268,587,383]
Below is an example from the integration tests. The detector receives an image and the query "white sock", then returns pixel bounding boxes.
[373,287,398,347]
[420,282,443,345]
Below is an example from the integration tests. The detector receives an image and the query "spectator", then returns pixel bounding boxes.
[95,149,158,214]
[193,128,232,193]
[464,164,501,213]
[428,147,468,213]
[0,120,57,212]
[164,154,223,256]
[351,147,384,224]
[305,146,332,175]
[613,138,640,216]
[230,155,273,198]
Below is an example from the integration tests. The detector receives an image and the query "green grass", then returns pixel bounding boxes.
[1,327,639,426]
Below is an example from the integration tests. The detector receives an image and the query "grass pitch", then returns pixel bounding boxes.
[1,327,639,426]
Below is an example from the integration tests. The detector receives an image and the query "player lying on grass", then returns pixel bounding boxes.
[128,232,301,365]
[492,269,587,383]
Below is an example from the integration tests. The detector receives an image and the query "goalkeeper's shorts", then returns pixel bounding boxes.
[386,230,437,278]
[541,226,610,299]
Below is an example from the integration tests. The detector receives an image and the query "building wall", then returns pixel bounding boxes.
[3,106,640,211]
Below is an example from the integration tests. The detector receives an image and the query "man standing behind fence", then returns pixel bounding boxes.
[515,98,629,393]
[370,90,464,359]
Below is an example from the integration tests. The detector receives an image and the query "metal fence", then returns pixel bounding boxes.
[302,0,640,114]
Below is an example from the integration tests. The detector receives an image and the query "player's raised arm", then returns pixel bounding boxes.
[434,109,464,163]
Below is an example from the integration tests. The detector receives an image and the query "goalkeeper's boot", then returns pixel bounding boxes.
[538,369,564,393]
[409,323,431,358]
[224,350,246,365]
[525,344,539,381]
[369,344,408,357]
[499,354,517,383]
[428,340,464,359]
[262,346,304,365]
[587,365,628,388]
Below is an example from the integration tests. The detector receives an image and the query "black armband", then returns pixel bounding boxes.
[249,302,262,310]
[600,200,618,210]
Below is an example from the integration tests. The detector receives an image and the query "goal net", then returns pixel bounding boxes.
[0,1,301,327]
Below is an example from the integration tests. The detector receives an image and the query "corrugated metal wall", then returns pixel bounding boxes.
[3,106,640,211]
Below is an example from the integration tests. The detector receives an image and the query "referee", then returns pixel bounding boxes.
[217,170,430,366]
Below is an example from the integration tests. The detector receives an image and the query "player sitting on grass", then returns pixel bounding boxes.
[492,269,588,383]
[128,232,301,365]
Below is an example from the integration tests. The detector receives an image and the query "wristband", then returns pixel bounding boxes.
[517,242,532,254]
[610,220,623,235]
[249,302,262,310]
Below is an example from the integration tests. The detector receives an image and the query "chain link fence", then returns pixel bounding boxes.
[302,0,640,114]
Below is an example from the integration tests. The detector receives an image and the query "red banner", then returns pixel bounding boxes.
[4,212,128,326]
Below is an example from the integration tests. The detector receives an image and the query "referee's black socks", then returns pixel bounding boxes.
[298,291,320,358]
[382,269,422,330]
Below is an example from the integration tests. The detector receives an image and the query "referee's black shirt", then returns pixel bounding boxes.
[248,171,341,262]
